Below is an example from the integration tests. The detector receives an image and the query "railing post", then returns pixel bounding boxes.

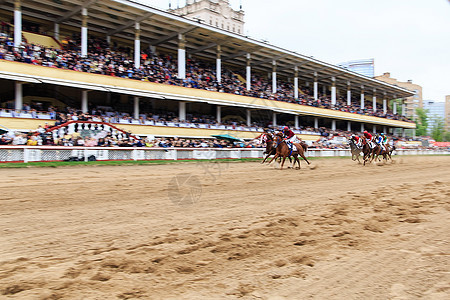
[84,149,88,162]
[173,149,177,160]
[23,147,29,163]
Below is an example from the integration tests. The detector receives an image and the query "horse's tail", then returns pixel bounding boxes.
[300,141,308,152]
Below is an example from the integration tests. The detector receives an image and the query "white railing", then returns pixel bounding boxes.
[0,146,448,163]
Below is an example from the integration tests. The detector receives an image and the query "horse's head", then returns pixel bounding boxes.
[273,134,284,148]
[264,132,274,141]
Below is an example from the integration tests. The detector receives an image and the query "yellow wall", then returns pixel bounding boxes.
[22,32,61,49]
[0,60,415,129]
[0,117,320,141]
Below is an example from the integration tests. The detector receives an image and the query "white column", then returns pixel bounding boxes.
[383,98,387,114]
[331,77,336,105]
[373,125,376,133]
[402,103,406,116]
[272,60,277,94]
[272,112,277,127]
[216,45,222,83]
[313,73,318,100]
[314,117,318,129]
[294,115,299,128]
[360,87,365,109]
[54,23,60,41]
[402,128,406,138]
[15,82,22,110]
[393,101,397,114]
[134,23,141,69]
[347,82,351,106]
[14,0,22,48]
[246,109,251,127]
[81,90,88,113]
[361,123,365,132]
[177,34,186,79]
[246,53,251,91]
[216,106,221,123]
[372,89,377,112]
[81,8,88,57]
[383,126,387,133]
[133,97,139,120]
[106,35,111,45]
[294,67,299,100]
[347,121,351,131]
[331,120,336,131]
[179,102,186,121]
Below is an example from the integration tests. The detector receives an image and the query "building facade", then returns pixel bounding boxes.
[423,100,446,133]
[375,72,422,118]
[169,0,245,34]
[445,95,450,132]
[337,59,374,77]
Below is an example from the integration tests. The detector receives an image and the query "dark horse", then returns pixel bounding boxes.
[267,133,310,169]
[361,140,373,166]
[372,143,396,163]
[260,132,276,164]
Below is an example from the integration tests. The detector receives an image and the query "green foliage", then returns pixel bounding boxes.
[415,108,429,136]
[431,117,445,142]
[444,131,450,142]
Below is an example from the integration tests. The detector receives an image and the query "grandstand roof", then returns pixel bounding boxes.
[0,0,414,98]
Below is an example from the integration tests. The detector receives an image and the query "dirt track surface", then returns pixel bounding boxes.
[0,156,449,299]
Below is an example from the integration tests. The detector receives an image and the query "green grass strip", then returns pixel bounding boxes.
[0,154,447,168]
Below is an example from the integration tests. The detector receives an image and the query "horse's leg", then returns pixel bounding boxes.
[280,156,287,170]
[261,153,270,164]
[295,154,301,169]
[298,149,311,165]
[267,153,278,165]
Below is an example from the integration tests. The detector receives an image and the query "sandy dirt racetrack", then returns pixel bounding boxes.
[0,156,449,299]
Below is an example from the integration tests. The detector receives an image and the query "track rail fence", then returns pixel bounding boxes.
[0,146,448,163]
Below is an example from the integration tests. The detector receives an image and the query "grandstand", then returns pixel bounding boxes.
[0,0,415,140]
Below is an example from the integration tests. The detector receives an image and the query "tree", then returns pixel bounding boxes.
[431,117,445,142]
[415,108,429,137]
[444,131,450,142]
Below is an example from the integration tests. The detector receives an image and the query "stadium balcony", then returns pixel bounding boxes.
[0,0,415,138]
[0,60,415,137]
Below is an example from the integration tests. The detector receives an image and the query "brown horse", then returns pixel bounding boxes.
[372,143,395,163]
[260,132,292,165]
[261,132,276,164]
[361,140,373,166]
[268,133,310,169]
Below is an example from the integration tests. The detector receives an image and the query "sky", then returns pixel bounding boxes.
[139,0,450,102]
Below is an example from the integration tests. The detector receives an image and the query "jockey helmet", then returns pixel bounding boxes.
[283,126,289,130]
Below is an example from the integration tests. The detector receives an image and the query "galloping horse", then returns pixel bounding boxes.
[268,133,310,169]
[260,132,276,164]
[372,143,396,163]
[361,140,373,166]
[348,138,362,163]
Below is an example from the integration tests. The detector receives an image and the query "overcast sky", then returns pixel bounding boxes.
[141,0,450,101]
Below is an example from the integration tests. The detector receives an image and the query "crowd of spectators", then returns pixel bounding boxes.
[0,29,412,123]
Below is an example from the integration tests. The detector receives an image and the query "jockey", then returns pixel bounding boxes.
[363,131,375,149]
[375,134,386,152]
[282,126,300,150]
[378,133,388,152]
[350,135,362,148]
